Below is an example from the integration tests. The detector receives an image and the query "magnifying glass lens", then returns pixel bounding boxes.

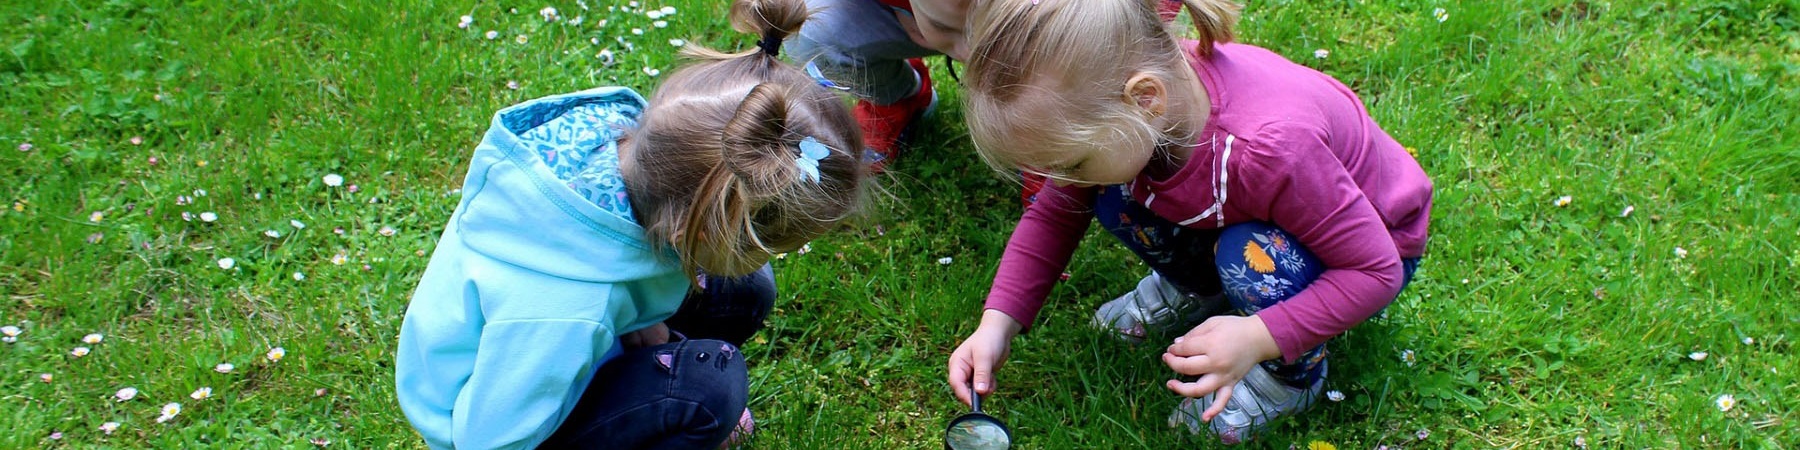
[946,417,1012,450]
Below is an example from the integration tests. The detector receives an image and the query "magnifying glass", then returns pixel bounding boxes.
[944,390,1013,450]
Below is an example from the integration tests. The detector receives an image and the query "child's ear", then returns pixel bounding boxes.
[1124,73,1168,116]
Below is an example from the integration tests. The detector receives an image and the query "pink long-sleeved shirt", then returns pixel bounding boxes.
[985,42,1433,362]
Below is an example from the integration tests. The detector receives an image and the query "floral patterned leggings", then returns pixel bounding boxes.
[1092,185,1419,387]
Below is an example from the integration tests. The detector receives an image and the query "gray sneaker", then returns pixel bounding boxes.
[1091,272,1225,343]
[1166,361,1326,444]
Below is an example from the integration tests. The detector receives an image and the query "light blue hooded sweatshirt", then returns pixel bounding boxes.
[396,87,691,449]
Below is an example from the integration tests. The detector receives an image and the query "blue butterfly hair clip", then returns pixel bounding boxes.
[795,136,831,183]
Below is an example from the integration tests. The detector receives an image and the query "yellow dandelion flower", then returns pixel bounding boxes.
[1308,441,1338,450]
[1245,242,1276,273]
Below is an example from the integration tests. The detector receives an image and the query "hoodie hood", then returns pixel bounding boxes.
[451,87,682,284]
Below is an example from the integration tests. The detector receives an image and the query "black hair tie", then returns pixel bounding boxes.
[757,31,782,57]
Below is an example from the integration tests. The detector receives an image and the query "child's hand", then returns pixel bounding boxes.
[1160,315,1281,421]
[947,309,1023,407]
[621,322,670,349]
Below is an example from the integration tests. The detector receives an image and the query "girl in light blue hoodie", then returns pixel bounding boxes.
[395,0,866,447]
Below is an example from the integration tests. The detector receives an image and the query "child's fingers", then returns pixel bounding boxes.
[1202,385,1234,421]
[1166,330,1212,356]
[972,360,995,395]
[947,357,974,406]
[1164,373,1228,398]
[1161,352,1217,376]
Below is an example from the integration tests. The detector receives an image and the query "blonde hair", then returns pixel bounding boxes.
[624,0,865,278]
[963,0,1240,180]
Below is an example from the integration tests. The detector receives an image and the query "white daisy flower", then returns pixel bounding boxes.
[515,34,529,45]
[1433,7,1449,23]
[1554,195,1573,207]
[1742,337,1754,345]
[293,272,306,281]
[1688,351,1707,361]
[643,67,660,77]
[1326,390,1346,402]
[218,257,236,269]
[652,20,667,28]
[264,230,282,238]
[200,211,218,222]
[181,211,194,222]
[90,211,105,222]
[291,219,306,229]
[379,226,397,236]
[39,373,52,383]
[457,15,473,29]
[507,80,521,90]
[71,347,91,357]
[1313,49,1329,59]
[83,333,104,344]
[937,257,954,265]
[156,402,182,423]
[646,10,663,19]
[485,30,500,40]
[115,387,138,401]
[660,6,676,14]
[267,346,286,363]
[100,421,121,434]
[631,28,643,35]
[190,387,213,400]
[1674,247,1688,259]
[215,363,235,373]
[1401,349,1417,367]
[1715,394,1735,411]
[539,6,559,21]
[323,173,344,187]
[331,252,349,265]
[669,39,686,47]
[597,49,615,65]
[1,325,19,337]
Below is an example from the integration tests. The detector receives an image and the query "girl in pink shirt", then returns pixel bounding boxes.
[946,0,1432,443]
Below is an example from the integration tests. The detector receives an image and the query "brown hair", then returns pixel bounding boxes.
[623,0,865,278]
[962,0,1240,180]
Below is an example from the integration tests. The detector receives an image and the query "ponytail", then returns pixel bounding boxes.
[1177,0,1240,56]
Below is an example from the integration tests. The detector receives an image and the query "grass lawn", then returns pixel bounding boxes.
[2,0,1796,448]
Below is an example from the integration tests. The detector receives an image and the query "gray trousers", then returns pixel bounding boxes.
[784,0,938,105]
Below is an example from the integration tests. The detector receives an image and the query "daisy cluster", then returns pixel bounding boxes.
[4,160,411,442]
[3,323,288,437]
[456,1,692,88]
